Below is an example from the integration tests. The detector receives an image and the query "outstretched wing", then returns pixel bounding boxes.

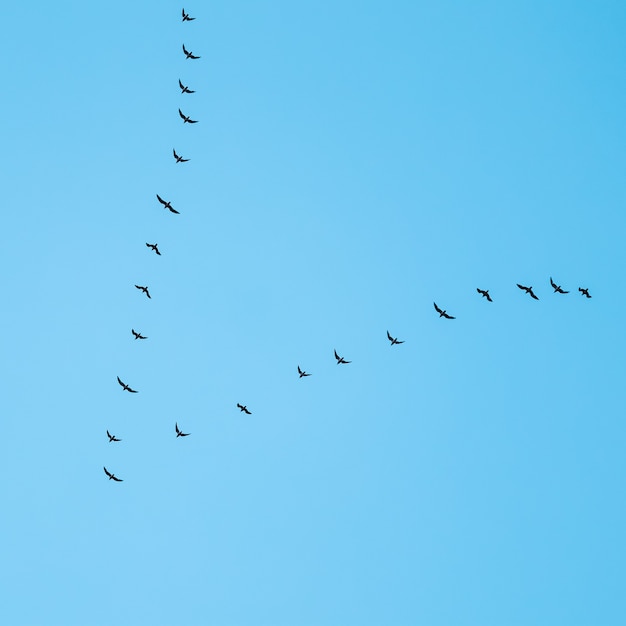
[156,194,166,205]
[387,330,393,341]
[530,291,539,300]
[117,376,125,387]
[433,302,443,314]
[334,349,340,361]
[179,79,185,90]
[182,43,189,55]
[112,475,123,482]
[517,283,527,291]
[178,108,186,120]
[104,466,112,478]
[168,206,180,214]
[443,312,455,319]
[550,277,557,289]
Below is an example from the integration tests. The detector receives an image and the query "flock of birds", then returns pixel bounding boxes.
[104,8,594,484]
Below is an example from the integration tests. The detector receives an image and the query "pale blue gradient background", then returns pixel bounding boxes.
[1,1,625,624]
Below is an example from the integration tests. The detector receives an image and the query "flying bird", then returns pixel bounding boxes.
[156,193,180,214]
[550,277,569,294]
[146,242,161,255]
[106,430,121,443]
[182,44,200,59]
[179,79,195,94]
[117,376,138,393]
[178,108,198,124]
[131,329,147,340]
[104,466,123,482]
[476,288,493,302]
[387,330,404,345]
[334,349,351,364]
[237,403,252,414]
[579,287,592,298]
[297,365,311,378]
[517,284,539,300]
[135,284,151,299]
[175,422,191,437]
[173,149,189,163]
[182,9,195,22]
[433,302,455,319]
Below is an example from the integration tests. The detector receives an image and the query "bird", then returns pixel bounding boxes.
[156,193,180,214]
[237,403,252,414]
[104,466,123,482]
[476,288,493,302]
[135,284,151,299]
[178,108,198,124]
[334,349,351,364]
[297,365,311,378]
[173,148,189,163]
[550,277,569,294]
[433,302,455,319]
[106,430,121,443]
[131,329,147,340]
[387,330,404,345]
[182,9,195,22]
[117,376,138,393]
[179,79,195,94]
[146,242,161,255]
[579,287,592,298]
[175,422,191,437]
[517,284,539,300]
[182,44,200,59]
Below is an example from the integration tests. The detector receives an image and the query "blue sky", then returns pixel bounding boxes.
[2,1,625,624]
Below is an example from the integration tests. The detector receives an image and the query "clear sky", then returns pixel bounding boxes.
[2,1,625,624]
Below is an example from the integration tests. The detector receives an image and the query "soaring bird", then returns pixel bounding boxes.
[476,288,493,302]
[179,79,195,94]
[175,422,191,437]
[387,330,404,345]
[135,284,151,299]
[433,302,455,319]
[106,430,121,443]
[131,329,147,340]
[104,466,123,482]
[517,284,539,300]
[297,365,311,378]
[550,277,569,294]
[178,108,198,124]
[182,44,200,59]
[334,349,351,364]
[173,149,189,163]
[117,376,138,393]
[182,9,195,22]
[156,193,180,214]
[579,287,592,298]
[237,403,252,414]
[146,242,161,255]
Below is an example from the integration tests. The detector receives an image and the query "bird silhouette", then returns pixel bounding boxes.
[476,288,493,302]
[117,376,138,393]
[146,242,161,255]
[175,422,191,437]
[135,284,151,299]
[106,430,121,442]
[579,287,592,298]
[178,108,198,124]
[550,277,569,294]
[104,466,123,482]
[387,330,404,345]
[517,284,539,300]
[131,329,147,340]
[182,44,200,59]
[156,194,180,214]
[237,403,252,414]
[297,365,311,378]
[182,9,196,22]
[173,149,189,163]
[334,349,351,364]
[433,302,455,319]
[179,78,195,94]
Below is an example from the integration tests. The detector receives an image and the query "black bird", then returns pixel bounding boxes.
[579,287,592,298]
[550,277,569,294]
[387,330,404,345]
[179,79,195,94]
[334,349,351,364]
[433,302,455,319]
[182,44,200,59]
[175,422,191,437]
[146,242,161,255]
[131,329,147,340]
[237,403,252,414]
[182,8,195,22]
[297,365,311,378]
[117,376,138,393]
[107,430,121,443]
[104,466,123,482]
[173,149,189,163]
[517,284,539,300]
[476,288,493,302]
[156,193,180,214]
[135,284,151,299]
[178,108,198,124]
